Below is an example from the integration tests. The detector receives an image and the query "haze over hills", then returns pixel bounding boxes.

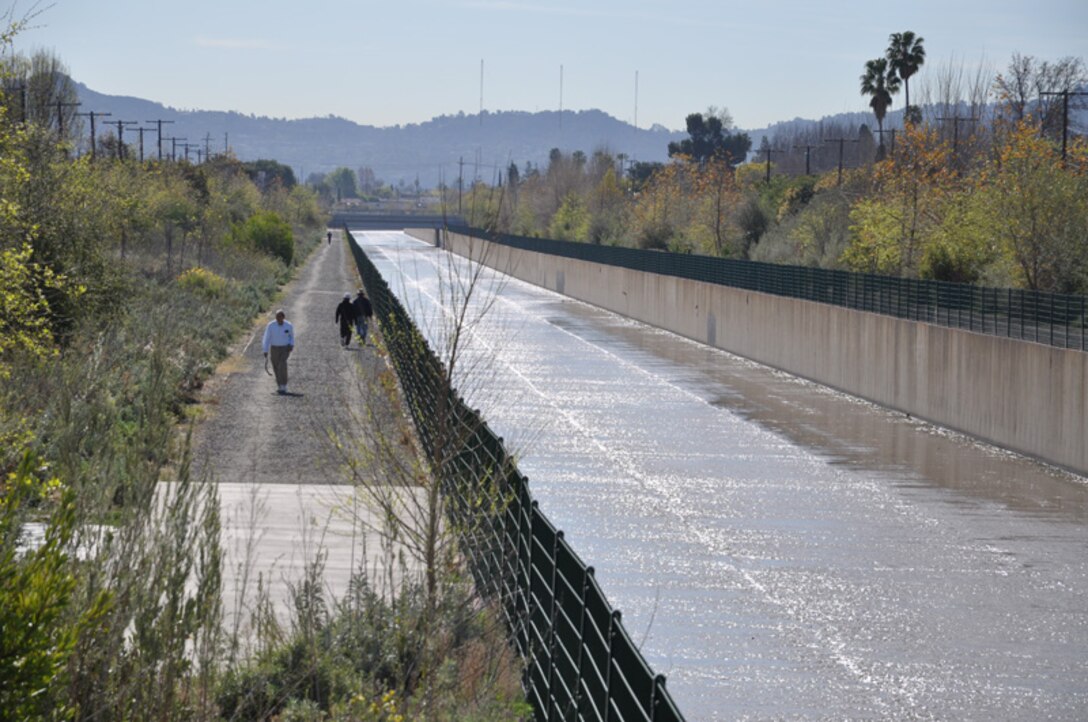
[78,81,870,187]
[82,81,1077,187]
[75,82,690,187]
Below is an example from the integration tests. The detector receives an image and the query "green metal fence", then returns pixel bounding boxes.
[446,224,1088,352]
[348,232,686,722]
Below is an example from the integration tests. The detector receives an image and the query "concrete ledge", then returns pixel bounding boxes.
[435,230,1087,476]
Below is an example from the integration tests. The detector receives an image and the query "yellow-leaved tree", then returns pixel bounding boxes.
[975,121,1088,293]
[842,124,959,277]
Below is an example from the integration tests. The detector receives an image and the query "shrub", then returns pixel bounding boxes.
[176,266,228,298]
[232,211,295,265]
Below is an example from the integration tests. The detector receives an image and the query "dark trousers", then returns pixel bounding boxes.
[270,345,291,386]
[339,321,353,345]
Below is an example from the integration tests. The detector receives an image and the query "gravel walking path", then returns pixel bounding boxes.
[190,230,416,629]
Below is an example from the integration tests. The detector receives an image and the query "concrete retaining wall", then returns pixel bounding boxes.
[405,229,1088,476]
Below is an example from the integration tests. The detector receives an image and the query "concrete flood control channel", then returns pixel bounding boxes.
[358,230,1088,720]
[190,230,422,632]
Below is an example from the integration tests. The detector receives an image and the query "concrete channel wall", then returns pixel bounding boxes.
[404,229,1088,476]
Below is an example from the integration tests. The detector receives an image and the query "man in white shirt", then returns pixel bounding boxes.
[262,309,295,395]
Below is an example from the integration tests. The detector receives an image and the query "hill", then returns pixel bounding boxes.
[75,82,685,187]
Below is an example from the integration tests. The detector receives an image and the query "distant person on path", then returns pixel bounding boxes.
[262,309,295,395]
[327,230,332,245]
[335,292,357,347]
[352,288,373,345]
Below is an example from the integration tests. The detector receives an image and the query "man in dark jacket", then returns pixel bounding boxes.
[352,288,373,345]
[335,293,356,347]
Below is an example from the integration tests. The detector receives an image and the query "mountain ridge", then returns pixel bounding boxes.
[75,81,953,186]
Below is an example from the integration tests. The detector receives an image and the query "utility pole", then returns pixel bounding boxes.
[762,146,783,183]
[203,132,213,162]
[5,82,28,123]
[54,99,81,138]
[936,115,979,157]
[559,64,564,130]
[1041,89,1088,161]
[108,120,138,160]
[76,111,111,160]
[147,119,175,161]
[823,136,859,186]
[224,132,229,154]
[793,143,816,175]
[458,156,464,215]
[131,126,155,162]
[166,136,186,162]
[181,142,197,163]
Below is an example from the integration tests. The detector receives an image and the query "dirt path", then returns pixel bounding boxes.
[194,229,375,484]
[190,230,411,629]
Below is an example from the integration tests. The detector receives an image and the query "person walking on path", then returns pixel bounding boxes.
[262,309,295,394]
[335,292,357,347]
[352,288,373,345]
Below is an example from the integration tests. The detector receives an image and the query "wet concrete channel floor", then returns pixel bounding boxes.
[359,230,1088,720]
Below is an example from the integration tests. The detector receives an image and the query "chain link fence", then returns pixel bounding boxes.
[348,231,686,722]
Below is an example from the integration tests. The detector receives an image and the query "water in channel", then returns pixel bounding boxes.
[356,231,1088,721]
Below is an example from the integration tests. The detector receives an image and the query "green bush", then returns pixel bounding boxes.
[232,211,295,265]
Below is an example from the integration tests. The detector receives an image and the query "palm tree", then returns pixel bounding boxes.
[861,57,901,150]
[887,31,926,122]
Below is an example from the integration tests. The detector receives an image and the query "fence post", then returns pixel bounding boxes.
[1050,293,1055,346]
[573,566,593,717]
[546,530,563,721]
[604,610,621,722]
[652,674,668,721]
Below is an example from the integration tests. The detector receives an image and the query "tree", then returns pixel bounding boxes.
[886,31,926,123]
[842,124,957,277]
[668,111,751,166]
[977,123,1088,292]
[860,58,901,151]
[243,159,296,190]
[232,210,294,265]
[993,54,1088,142]
[327,167,357,202]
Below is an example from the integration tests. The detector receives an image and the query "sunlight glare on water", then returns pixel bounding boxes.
[357,231,1088,720]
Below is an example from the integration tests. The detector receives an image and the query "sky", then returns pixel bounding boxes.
[9,0,1088,132]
